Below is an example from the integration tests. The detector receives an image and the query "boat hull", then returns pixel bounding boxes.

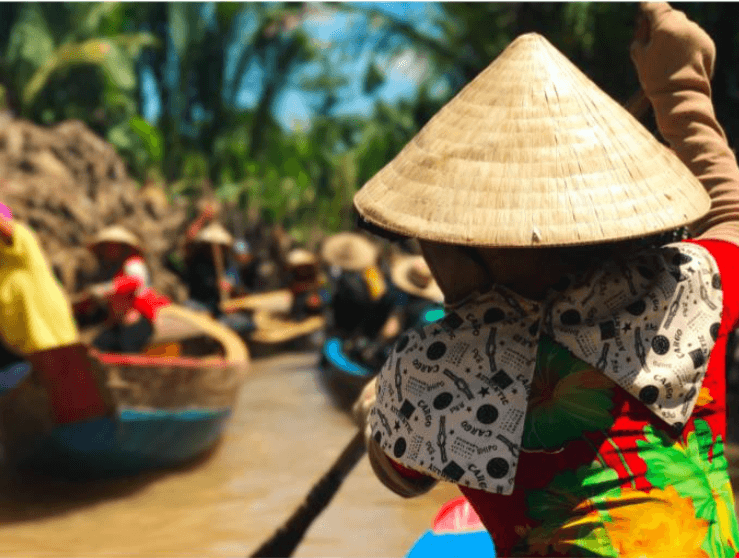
[18,407,232,478]
[318,337,376,409]
[0,305,249,478]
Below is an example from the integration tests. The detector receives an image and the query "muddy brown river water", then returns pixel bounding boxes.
[0,352,458,557]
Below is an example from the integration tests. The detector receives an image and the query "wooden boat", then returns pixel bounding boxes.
[217,288,325,357]
[318,305,446,409]
[0,304,249,478]
[219,289,293,314]
[246,308,326,357]
[405,496,496,558]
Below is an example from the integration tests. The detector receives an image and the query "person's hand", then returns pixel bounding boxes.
[87,283,109,300]
[352,376,378,434]
[630,2,716,94]
[219,279,233,295]
[380,314,401,340]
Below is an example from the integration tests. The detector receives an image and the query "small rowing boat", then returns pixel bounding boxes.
[246,308,326,357]
[0,304,249,478]
[219,289,293,314]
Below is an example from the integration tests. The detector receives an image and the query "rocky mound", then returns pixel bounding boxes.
[0,112,189,302]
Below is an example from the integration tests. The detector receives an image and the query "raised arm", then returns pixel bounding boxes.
[631,2,739,246]
[186,200,219,242]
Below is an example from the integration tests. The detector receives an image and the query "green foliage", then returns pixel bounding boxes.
[2,2,739,243]
[2,2,160,170]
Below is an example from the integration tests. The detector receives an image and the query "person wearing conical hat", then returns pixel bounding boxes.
[321,232,399,366]
[0,202,110,424]
[353,5,739,555]
[182,218,233,315]
[85,225,169,354]
[171,202,256,337]
[389,254,444,331]
[285,248,328,321]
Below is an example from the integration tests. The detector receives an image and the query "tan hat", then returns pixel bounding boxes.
[391,255,444,303]
[192,222,233,247]
[321,232,379,271]
[89,226,141,253]
[286,248,318,268]
[354,33,711,248]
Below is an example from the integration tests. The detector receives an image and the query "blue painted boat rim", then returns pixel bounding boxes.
[322,337,373,378]
[405,530,496,558]
[119,407,232,420]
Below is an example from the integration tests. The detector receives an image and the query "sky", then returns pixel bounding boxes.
[141,2,445,131]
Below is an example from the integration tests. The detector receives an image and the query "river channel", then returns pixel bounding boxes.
[0,351,458,557]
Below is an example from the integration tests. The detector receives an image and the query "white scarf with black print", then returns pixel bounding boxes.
[369,242,723,495]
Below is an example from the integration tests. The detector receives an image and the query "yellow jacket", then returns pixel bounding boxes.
[0,222,79,354]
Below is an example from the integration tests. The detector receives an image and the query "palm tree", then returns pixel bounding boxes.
[2,3,158,151]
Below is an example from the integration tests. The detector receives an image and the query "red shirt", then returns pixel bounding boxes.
[390,239,739,556]
[109,256,170,322]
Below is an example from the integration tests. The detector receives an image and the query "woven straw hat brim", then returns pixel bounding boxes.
[193,223,234,247]
[251,310,325,343]
[354,33,711,248]
[287,249,318,267]
[89,226,141,252]
[391,255,444,303]
[321,232,379,271]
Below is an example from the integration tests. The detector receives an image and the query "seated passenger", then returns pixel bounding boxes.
[181,223,256,337]
[321,232,396,367]
[85,226,169,354]
[285,249,326,321]
[183,222,234,315]
[0,202,109,423]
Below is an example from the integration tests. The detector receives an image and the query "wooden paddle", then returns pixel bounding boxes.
[212,241,228,305]
[198,187,229,306]
[247,87,653,558]
[249,431,366,558]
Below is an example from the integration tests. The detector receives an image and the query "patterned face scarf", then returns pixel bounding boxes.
[369,242,722,495]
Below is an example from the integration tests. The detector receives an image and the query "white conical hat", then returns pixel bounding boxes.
[286,248,318,267]
[391,255,444,303]
[89,225,141,252]
[192,222,233,247]
[320,232,378,271]
[354,33,711,248]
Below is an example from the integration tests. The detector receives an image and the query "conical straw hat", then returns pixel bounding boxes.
[354,33,711,248]
[89,226,141,252]
[192,222,233,247]
[286,248,318,267]
[391,255,444,303]
[321,232,378,271]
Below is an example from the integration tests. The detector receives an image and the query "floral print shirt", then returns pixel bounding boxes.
[372,239,739,556]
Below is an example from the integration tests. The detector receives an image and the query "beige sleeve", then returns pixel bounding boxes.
[631,3,739,246]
